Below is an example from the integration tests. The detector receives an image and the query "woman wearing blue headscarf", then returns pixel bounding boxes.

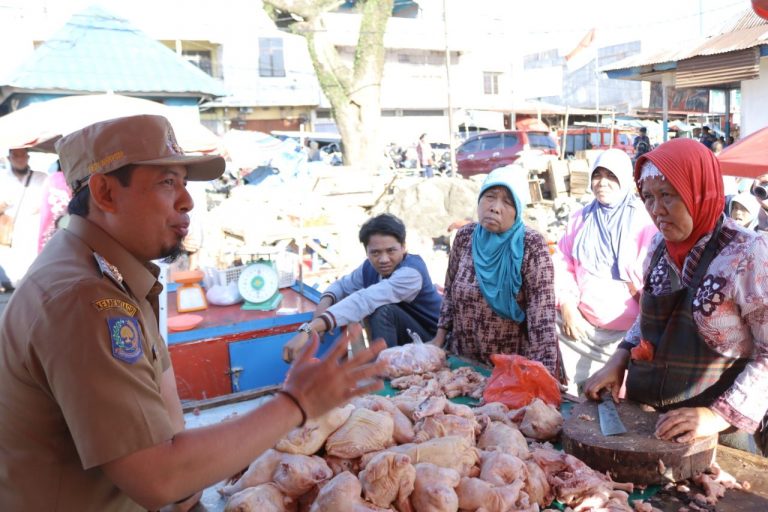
[552,149,657,395]
[432,166,562,380]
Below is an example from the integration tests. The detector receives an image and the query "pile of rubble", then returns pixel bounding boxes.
[185,166,591,291]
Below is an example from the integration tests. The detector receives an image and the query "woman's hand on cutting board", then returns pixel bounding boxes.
[583,349,630,402]
[655,407,731,443]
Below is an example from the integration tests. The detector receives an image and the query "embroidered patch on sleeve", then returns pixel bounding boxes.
[92,298,138,316]
[108,317,144,364]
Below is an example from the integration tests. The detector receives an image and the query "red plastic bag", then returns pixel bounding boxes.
[483,354,561,408]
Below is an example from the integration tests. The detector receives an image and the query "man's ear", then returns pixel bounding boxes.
[88,174,119,214]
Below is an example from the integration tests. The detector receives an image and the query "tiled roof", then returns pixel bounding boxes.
[1,5,227,98]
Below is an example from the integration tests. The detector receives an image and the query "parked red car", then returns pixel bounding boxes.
[456,130,558,178]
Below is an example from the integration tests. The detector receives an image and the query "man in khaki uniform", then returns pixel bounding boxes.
[0,115,386,511]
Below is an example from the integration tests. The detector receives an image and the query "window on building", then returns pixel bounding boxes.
[183,50,213,76]
[483,72,501,95]
[259,38,286,77]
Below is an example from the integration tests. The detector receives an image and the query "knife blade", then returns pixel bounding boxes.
[597,392,627,436]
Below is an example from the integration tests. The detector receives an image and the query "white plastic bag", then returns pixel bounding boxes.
[205,282,242,306]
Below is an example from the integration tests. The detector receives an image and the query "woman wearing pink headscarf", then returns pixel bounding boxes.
[585,138,768,456]
[552,149,657,395]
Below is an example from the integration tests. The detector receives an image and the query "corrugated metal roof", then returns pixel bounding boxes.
[603,8,768,73]
[1,5,227,98]
[676,48,760,87]
[717,8,768,33]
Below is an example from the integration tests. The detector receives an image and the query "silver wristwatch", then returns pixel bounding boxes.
[297,322,313,335]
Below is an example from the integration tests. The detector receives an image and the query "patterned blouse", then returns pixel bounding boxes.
[624,217,768,433]
[438,223,560,379]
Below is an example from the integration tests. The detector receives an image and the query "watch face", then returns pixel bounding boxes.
[238,262,279,304]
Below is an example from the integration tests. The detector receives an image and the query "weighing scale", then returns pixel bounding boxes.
[237,259,283,311]
[171,270,208,313]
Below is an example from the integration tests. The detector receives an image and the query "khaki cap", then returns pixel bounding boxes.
[55,114,225,193]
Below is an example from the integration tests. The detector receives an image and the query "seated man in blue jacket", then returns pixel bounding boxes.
[283,213,442,362]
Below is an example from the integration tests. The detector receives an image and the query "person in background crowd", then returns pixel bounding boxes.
[727,191,760,230]
[37,160,72,253]
[431,166,562,380]
[552,149,657,395]
[751,173,768,234]
[0,146,47,286]
[699,125,717,149]
[585,138,768,457]
[633,127,651,161]
[282,213,442,362]
[307,140,322,162]
[0,115,386,510]
[416,133,434,178]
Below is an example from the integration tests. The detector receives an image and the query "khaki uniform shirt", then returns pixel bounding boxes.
[0,215,174,511]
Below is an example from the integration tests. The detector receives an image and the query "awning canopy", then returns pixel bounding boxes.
[717,126,768,178]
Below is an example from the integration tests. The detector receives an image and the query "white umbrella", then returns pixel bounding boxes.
[0,93,222,154]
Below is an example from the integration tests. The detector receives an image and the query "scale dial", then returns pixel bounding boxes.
[237,261,280,304]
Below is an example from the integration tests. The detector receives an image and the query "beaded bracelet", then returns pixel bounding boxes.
[276,389,307,427]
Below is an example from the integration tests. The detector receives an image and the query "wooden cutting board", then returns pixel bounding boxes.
[561,399,717,485]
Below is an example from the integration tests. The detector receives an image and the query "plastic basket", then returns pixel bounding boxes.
[204,265,246,288]
[275,252,298,289]
[203,253,298,290]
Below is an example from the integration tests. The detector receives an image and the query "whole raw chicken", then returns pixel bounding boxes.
[456,477,528,512]
[413,413,479,444]
[378,342,446,378]
[518,398,563,440]
[325,408,394,458]
[310,471,393,512]
[272,453,334,497]
[410,462,461,512]
[479,450,526,487]
[276,404,355,455]
[363,436,479,478]
[223,483,291,512]
[358,452,416,510]
[220,448,284,496]
[477,421,529,458]
[352,395,416,444]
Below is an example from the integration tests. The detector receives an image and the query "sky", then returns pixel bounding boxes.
[0,0,754,75]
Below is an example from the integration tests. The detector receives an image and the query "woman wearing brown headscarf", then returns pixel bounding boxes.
[585,138,768,456]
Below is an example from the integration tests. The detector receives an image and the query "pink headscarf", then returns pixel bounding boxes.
[634,138,724,270]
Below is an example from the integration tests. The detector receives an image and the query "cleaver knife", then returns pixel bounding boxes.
[597,392,627,436]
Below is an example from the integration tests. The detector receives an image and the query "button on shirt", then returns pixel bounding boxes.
[0,215,174,511]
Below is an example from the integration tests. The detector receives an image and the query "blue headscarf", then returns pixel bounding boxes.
[472,167,526,322]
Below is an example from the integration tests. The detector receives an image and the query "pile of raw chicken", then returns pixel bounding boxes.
[218,343,652,512]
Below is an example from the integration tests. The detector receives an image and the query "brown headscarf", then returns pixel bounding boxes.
[634,138,724,269]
